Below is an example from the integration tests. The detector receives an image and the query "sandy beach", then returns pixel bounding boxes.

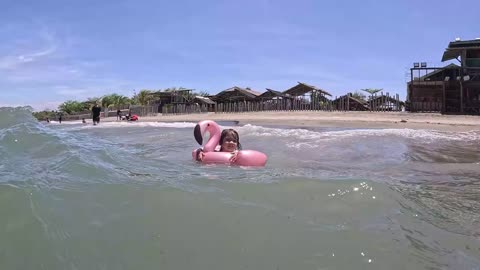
[105,111,480,131]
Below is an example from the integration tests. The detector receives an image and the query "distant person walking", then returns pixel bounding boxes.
[58,112,63,124]
[117,109,122,120]
[92,104,102,125]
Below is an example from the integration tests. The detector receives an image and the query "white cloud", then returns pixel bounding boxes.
[0,28,57,70]
[0,22,133,105]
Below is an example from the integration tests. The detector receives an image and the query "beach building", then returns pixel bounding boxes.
[211,83,333,112]
[211,86,262,102]
[407,39,480,114]
[210,86,262,112]
[270,82,333,111]
[256,88,291,100]
[193,95,216,112]
[150,89,216,114]
[369,94,405,111]
[250,88,293,111]
[332,94,369,111]
[283,82,332,107]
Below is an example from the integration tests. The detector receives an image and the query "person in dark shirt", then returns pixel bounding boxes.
[117,109,122,120]
[92,104,102,125]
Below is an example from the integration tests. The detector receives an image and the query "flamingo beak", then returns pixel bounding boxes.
[194,124,202,145]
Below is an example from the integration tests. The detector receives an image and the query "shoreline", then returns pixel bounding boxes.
[102,111,480,132]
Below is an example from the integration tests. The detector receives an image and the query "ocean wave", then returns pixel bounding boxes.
[66,121,198,130]
[237,124,480,142]
[0,107,145,188]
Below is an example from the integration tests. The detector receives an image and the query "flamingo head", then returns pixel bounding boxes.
[194,120,221,146]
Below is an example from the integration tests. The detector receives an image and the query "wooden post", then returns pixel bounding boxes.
[460,80,464,113]
[460,49,466,113]
[347,94,350,111]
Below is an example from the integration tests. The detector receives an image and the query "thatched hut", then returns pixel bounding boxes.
[282,82,332,110]
[283,82,331,99]
[193,96,216,112]
[333,94,369,111]
[211,86,261,102]
[256,88,292,100]
[369,94,404,111]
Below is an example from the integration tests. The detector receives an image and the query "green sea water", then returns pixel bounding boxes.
[1,107,479,269]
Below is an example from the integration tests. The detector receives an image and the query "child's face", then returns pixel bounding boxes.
[221,135,238,152]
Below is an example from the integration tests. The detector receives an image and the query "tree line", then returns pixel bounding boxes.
[33,88,209,120]
[32,88,383,120]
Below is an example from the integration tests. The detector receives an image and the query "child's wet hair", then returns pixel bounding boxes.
[219,129,242,150]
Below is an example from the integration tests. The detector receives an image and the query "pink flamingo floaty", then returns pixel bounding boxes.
[192,120,267,166]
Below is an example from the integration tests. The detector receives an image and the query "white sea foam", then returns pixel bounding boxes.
[47,120,84,125]
[59,120,480,143]
[69,121,197,130]
[237,124,480,142]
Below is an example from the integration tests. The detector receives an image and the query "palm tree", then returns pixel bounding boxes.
[100,94,115,108]
[112,95,131,109]
[133,89,154,106]
[83,97,101,110]
[101,93,131,109]
[58,100,88,114]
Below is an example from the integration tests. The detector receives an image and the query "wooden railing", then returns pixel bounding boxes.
[161,93,404,115]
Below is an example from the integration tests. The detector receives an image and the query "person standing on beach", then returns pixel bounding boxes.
[92,104,102,125]
[58,112,63,124]
[117,109,122,120]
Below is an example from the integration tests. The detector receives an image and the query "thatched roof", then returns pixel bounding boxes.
[213,86,261,101]
[370,95,405,106]
[283,82,332,97]
[256,88,292,99]
[333,95,369,111]
[194,96,215,105]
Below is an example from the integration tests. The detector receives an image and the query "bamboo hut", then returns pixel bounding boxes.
[369,94,404,111]
[254,88,293,111]
[257,88,291,100]
[333,94,369,111]
[212,86,261,102]
[193,96,216,112]
[212,87,262,113]
[282,82,332,110]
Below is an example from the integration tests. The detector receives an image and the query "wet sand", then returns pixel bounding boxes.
[104,111,480,131]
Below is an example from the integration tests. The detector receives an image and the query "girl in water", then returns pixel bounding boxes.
[197,129,242,162]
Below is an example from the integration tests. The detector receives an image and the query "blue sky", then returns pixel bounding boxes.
[1,0,479,110]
